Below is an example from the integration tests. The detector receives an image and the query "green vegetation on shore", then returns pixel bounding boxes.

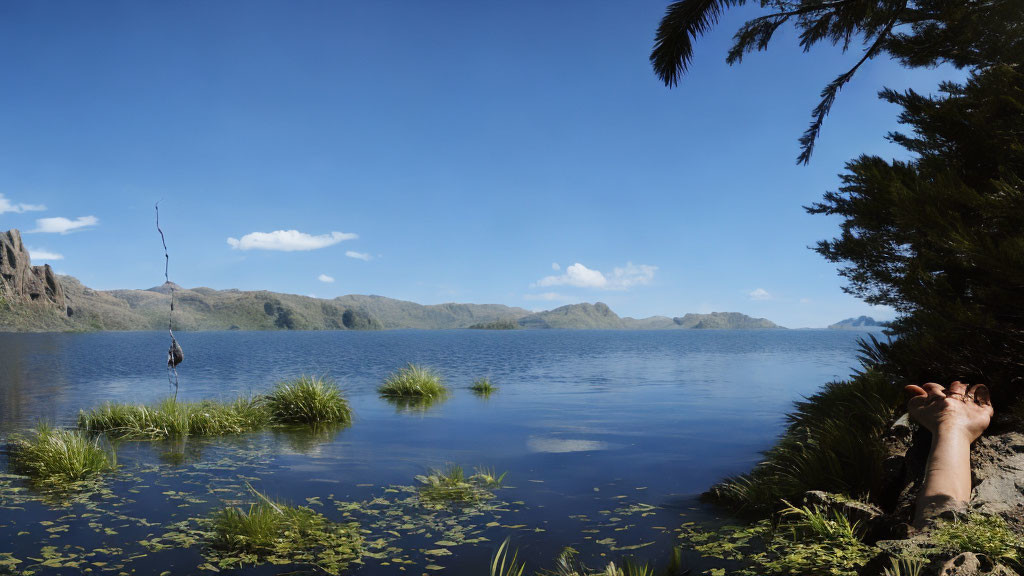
[379,364,448,399]
[9,423,115,482]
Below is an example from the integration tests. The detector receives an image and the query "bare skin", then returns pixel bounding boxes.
[904,381,993,527]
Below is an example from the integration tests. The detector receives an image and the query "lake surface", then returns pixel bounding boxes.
[0,329,869,575]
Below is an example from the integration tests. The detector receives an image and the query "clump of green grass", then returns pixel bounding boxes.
[209,486,362,574]
[707,368,902,514]
[78,397,268,439]
[9,423,115,482]
[490,538,526,576]
[934,514,1022,568]
[379,364,448,398]
[416,464,507,504]
[262,376,352,425]
[470,377,497,395]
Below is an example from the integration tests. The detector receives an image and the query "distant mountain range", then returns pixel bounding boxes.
[828,316,888,330]
[0,228,783,332]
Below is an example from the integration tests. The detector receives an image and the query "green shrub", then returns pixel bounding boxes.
[934,514,1022,568]
[262,376,351,425]
[210,486,362,574]
[707,369,902,513]
[379,364,448,398]
[78,397,268,439]
[9,423,115,482]
[470,378,496,395]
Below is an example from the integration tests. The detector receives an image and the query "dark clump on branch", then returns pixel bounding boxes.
[650,0,1024,163]
[168,337,183,368]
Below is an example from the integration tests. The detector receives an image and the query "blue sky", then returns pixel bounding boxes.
[0,1,960,327]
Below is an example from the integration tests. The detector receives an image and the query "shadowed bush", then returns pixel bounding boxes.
[379,364,448,398]
[706,368,902,514]
[210,486,362,574]
[78,397,268,439]
[262,376,352,425]
[9,423,115,482]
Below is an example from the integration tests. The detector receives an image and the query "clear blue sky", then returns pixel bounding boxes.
[0,1,959,327]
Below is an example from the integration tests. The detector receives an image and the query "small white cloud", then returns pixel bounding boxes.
[227,229,357,251]
[534,261,657,291]
[799,297,812,304]
[30,216,98,234]
[0,194,46,215]
[345,250,372,261]
[523,292,569,301]
[551,262,560,271]
[749,288,772,301]
[318,274,335,283]
[27,248,63,261]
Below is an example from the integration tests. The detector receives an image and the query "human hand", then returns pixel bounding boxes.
[905,381,993,443]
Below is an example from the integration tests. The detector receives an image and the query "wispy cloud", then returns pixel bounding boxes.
[318,274,335,283]
[30,216,98,234]
[0,194,46,215]
[345,250,372,261]
[533,261,656,291]
[27,247,63,261]
[227,230,357,251]
[523,292,570,301]
[551,262,560,271]
[749,288,772,301]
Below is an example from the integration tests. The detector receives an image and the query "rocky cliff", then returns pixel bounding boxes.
[0,229,67,314]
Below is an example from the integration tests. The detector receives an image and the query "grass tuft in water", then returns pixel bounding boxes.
[416,464,507,504]
[78,397,268,439]
[379,364,448,398]
[470,377,497,396]
[210,486,363,574]
[490,538,526,576]
[9,423,115,482]
[262,376,352,425]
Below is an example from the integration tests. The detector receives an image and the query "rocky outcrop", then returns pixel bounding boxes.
[0,229,66,313]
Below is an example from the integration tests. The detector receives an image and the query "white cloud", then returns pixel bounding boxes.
[27,248,63,261]
[318,274,335,283]
[345,250,372,261]
[534,261,656,291]
[749,288,772,301]
[523,292,570,301]
[227,229,357,251]
[30,216,98,234]
[551,262,560,271]
[0,194,46,215]
[799,297,812,304]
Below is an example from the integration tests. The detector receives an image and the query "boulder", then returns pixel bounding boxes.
[0,229,67,312]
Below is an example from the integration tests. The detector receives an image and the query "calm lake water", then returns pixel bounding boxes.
[0,329,869,575]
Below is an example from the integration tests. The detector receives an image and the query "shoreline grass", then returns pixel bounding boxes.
[379,364,448,399]
[78,397,268,439]
[9,423,115,482]
[263,376,352,425]
[210,486,362,574]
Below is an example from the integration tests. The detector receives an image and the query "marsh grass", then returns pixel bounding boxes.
[490,538,526,576]
[707,368,902,514]
[78,397,268,439]
[379,364,448,398]
[470,377,496,396]
[934,514,1022,568]
[416,464,507,504]
[262,376,352,425]
[9,423,115,482]
[210,486,362,574]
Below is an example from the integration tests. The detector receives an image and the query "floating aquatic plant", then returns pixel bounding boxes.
[8,423,115,482]
[379,364,448,398]
[209,485,363,574]
[416,464,507,504]
[78,397,268,439]
[262,375,352,425]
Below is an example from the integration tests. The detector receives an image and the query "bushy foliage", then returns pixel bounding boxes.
[707,369,902,513]
[9,424,115,482]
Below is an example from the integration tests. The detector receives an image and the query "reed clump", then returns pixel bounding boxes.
[9,423,115,482]
[210,487,362,574]
[78,397,268,439]
[262,376,352,425]
[470,377,496,395]
[379,364,448,399]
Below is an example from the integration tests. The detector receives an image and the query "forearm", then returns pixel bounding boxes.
[914,427,973,527]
